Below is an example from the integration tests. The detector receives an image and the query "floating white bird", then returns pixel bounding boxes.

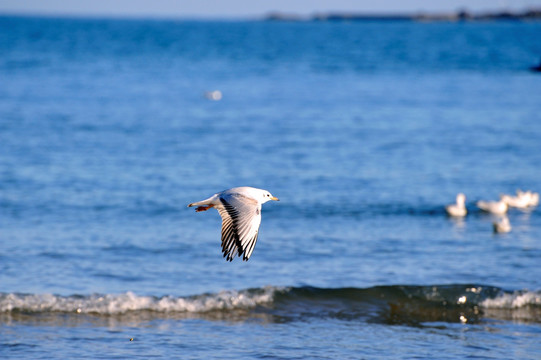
[493,217,511,233]
[502,190,532,209]
[204,90,222,101]
[446,193,467,217]
[477,198,508,215]
[519,190,539,207]
[188,187,279,261]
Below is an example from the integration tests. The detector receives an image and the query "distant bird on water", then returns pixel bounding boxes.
[493,217,511,234]
[501,190,532,209]
[477,197,508,215]
[204,90,222,101]
[188,187,279,261]
[445,193,467,217]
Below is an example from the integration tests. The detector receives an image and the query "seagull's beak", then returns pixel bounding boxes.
[271,196,279,201]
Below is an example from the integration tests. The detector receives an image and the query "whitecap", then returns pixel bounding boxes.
[480,290,541,309]
[0,287,280,315]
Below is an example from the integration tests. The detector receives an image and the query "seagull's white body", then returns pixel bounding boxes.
[518,190,539,207]
[446,193,467,217]
[188,187,279,261]
[477,199,508,215]
[502,190,532,209]
[493,217,511,233]
[500,190,539,209]
[501,194,529,209]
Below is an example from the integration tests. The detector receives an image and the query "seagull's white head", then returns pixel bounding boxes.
[261,190,279,204]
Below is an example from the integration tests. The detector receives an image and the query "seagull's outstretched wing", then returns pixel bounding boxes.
[217,193,262,261]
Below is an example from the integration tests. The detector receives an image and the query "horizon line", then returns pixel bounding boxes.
[1,6,540,22]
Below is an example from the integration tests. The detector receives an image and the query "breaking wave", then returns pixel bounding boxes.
[1,284,539,325]
[0,287,277,315]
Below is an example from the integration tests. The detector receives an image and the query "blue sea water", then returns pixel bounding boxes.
[1,15,541,359]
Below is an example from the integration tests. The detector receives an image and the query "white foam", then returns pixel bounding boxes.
[480,290,541,309]
[0,287,281,315]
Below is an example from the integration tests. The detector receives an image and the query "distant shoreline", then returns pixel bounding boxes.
[265,8,541,22]
[1,8,541,22]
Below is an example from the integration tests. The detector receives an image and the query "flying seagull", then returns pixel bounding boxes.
[188,187,279,261]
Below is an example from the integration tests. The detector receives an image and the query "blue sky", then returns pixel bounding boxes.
[0,0,540,18]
